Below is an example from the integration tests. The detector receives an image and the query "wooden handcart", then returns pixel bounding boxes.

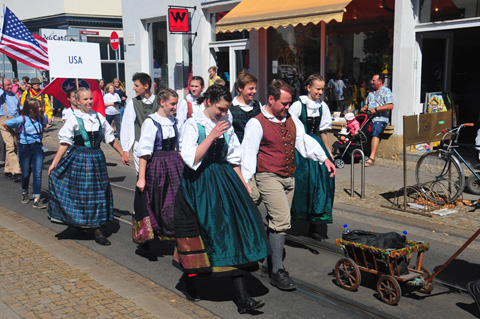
[335,238,433,305]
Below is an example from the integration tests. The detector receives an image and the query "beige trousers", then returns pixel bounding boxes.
[0,116,20,174]
[255,172,295,233]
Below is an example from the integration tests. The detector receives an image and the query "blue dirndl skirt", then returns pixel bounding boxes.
[48,146,114,227]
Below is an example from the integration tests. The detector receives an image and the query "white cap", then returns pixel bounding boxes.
[345,112,355,121]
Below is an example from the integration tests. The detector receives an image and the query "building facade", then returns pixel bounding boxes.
[122,0,480,158]
[1,0,124,84]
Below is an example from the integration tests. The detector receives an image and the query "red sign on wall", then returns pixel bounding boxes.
[168,8,189,32]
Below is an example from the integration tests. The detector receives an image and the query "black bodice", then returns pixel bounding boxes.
[162,137,176,151]
[306,116,321,134]
[74,131,101,148]
[206,137,226,162]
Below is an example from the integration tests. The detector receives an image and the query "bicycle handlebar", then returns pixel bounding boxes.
[439,123,475,145]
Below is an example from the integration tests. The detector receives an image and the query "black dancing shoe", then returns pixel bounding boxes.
[270,269,297,291]
[95,234,111,246]
[308,231,324,241]
[467,280,480,311]
[237,297,265,314]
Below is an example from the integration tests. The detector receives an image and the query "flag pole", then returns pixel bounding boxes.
[1,5,4,78]
[75,78,79,89]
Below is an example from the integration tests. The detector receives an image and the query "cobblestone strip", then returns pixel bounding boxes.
[0,208,219,319]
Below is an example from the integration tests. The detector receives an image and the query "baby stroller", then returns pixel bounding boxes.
[332,113,373,169]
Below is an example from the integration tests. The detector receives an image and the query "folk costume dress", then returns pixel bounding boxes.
[289,96,335,224]
[229,97,262,143]
[132,113,184,243]
[173,112,270,275]
[48,109,115,228]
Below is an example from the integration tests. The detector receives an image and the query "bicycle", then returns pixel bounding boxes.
[415,123,480,205]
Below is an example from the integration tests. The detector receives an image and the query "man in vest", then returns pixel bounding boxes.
[0,78,22,181]
[20,77,52,127]
[241,80,336,291]
[120,72,160,171]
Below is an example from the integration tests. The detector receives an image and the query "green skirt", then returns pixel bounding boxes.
[180,160,270,269]
[291,134,335,223]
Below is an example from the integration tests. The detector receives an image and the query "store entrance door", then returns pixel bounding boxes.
[419,32,453,104]
[209,39,249,93]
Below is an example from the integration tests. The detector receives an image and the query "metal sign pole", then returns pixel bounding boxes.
[115,50,119,80]
[403,116,407,210]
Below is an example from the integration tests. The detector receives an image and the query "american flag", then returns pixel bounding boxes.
[0,6,49,70]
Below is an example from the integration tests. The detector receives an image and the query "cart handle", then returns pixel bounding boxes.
[424,227,480,284]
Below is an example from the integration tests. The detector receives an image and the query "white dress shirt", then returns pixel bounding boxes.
[61,107,73,121]
[180,111,241,171]
[240,106,328,182]
[136,113,178,158]
[120,94,156,152]
[58,109,115,145]
[289,96,332,132]
[176,94,205,131]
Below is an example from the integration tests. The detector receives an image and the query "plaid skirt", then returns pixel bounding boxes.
[48,146,114,227]
[144,150,184,237]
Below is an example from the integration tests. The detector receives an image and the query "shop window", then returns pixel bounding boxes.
[419,0,478,23]
[151,21,169,89]
[268,24,321,99]
[211,12,249,42]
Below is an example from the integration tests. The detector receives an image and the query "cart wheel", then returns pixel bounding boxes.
[335,158,345,169]
[377,275,402,305]
[418,267,434,294]
[335,258,361,291]
[466,174,480,195]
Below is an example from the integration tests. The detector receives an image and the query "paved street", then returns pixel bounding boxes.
[0,120,479,318]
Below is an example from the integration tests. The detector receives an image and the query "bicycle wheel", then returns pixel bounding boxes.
[415,150,464,204]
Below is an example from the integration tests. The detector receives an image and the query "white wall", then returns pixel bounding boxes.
[392,0,419,134]
[122,0,211,98]
[2,0,121,20]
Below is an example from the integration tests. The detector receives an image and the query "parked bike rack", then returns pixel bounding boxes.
[350,149,365,199]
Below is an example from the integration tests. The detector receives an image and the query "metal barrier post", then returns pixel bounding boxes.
[351,149,365,199]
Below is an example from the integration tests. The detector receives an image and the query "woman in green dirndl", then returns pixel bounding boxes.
[289,74,335,240]
[173,84,270,314]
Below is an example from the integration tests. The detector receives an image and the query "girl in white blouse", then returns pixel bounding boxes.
[48,88,127,246]
[133,89,183,245]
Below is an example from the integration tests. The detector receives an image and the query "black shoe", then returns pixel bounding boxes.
[32,198,47,209]
[5,172,13,180]
[12,174,21,182]
[270,269,297,291]
[95,234,111,246]
[237,297,265,314]
[467,280,480,311]
[181,287,201,302]
[308,232,324,241]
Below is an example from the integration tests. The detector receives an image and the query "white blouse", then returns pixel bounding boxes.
[137,113,178,158]
[58,109,115,145]
[103,92,121,115]
[176,94,205,131]
[240,106,328,182]
[289,96,332,132]
[179,111,241,171]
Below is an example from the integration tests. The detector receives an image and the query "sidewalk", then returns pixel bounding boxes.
[0,206,218,319]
